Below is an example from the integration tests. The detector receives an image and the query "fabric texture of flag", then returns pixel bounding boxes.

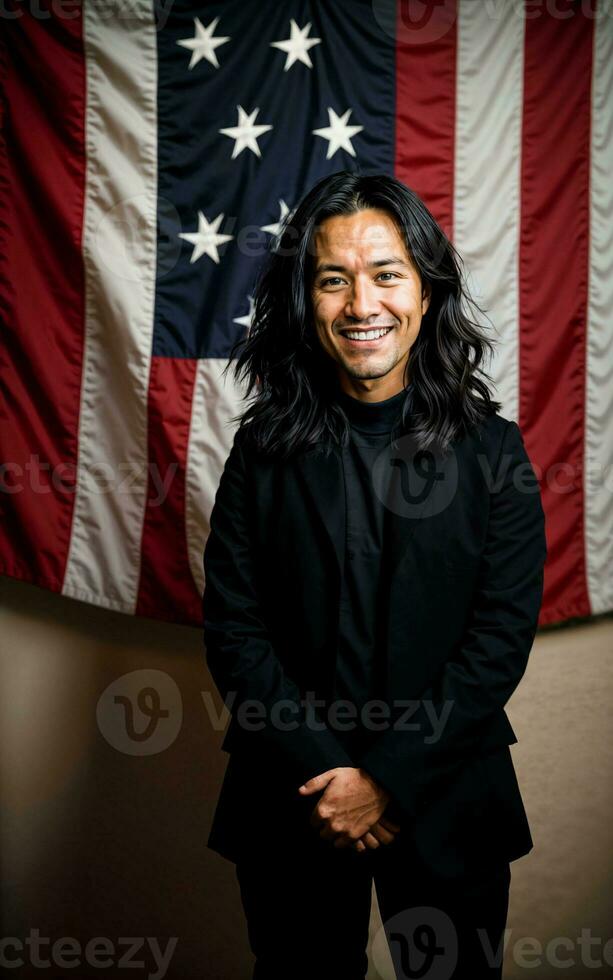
[0,0,611,627]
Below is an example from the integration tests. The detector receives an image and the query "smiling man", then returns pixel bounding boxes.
[310,207,429,402]
[203,171,547,979]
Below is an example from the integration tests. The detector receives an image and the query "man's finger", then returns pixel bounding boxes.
[378,816,401,834]
[298,770,336,795]
[369,823,396,846]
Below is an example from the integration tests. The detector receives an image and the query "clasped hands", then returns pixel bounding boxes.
[298,766,401,853]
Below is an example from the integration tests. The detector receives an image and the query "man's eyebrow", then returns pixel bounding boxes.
[315,256,409,275]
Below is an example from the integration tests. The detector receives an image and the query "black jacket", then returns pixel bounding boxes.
[202,411,547,877]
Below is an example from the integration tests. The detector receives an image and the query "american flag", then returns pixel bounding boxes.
[0,0,611,627]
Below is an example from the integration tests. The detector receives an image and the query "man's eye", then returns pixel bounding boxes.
[320,272,398,287]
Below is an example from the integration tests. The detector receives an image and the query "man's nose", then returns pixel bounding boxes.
[344,277,380,321]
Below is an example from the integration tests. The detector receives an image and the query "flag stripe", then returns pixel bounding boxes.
[0,9,86,590]
[585,2,613,616]
[184,359,249,612]
[61,5,159,613]
[454,1,524,420]
[136,356,201,623]
[394,0,458,237]
[519,2,594,625]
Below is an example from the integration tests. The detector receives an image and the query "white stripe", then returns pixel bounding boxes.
[453,1,524,422]
[62,1,158,612]
[585,5,613,616]
[185,360,249,600]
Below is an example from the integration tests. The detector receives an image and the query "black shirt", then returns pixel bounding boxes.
[330,384,412,757]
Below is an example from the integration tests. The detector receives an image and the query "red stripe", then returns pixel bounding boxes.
[394,0,458,237]
[136,357,203,624]
[519,0,594,626]
[0,3,86,591]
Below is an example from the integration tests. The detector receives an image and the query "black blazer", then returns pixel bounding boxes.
[202,411,547,877]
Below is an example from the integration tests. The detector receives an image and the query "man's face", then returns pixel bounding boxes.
[309,208,430,398]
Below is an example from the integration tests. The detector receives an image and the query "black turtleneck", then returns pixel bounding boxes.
[336,385,409,436]
[330,384,412,757]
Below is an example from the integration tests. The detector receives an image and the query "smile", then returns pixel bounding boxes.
[340,326,393,347]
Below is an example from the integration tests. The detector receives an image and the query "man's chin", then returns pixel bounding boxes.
[338,359,396,382]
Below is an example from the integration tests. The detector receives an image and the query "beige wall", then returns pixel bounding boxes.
[1,575,611,979]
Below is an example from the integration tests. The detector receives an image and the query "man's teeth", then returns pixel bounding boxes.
[343,327,392,341]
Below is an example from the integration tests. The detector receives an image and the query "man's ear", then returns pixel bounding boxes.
[421,281,432,316]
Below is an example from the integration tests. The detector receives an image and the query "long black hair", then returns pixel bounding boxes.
[223,170,501,459]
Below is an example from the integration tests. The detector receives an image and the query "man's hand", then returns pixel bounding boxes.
[353,815,402,852]
[298,767,400,850]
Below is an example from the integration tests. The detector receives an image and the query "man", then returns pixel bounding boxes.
[202,171,547,979]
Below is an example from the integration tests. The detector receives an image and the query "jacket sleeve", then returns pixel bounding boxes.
[202,428,355,785]
[356,419,547,818]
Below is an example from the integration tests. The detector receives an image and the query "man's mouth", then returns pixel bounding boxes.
[339,326,394,347]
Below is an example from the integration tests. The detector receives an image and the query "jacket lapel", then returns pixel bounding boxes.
[293,446,345,586]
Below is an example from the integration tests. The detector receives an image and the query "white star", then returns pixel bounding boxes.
[261,200,294,239]
[270,19,322,70]
[176,16,230,70]
[312,107,364,159]
[178,211,233,264]
[219,105,273,159]
[233,295,256,330]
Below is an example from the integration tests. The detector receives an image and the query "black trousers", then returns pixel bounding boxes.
[234,810,511,980]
